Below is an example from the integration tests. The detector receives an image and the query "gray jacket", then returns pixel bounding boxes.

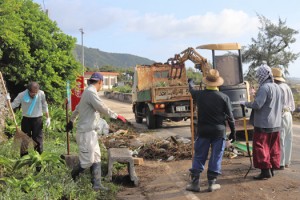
[11,89,48,118]
[245,79,282,130]
[70,85,118,133]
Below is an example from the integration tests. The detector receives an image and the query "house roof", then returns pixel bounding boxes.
[84,71,119,78]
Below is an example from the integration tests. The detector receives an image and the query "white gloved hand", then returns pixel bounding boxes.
[45,118,51,127]
[239,101,246,106]
[6,93,11,100]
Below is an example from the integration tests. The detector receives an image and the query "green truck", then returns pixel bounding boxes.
[132,63,192,129]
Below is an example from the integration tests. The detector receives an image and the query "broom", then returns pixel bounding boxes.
[0,72,35,152]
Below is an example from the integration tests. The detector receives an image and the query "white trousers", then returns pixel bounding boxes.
[280,112,293,166]
[76,130,101,169]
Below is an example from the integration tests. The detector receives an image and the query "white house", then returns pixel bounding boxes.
[84,71,119,90]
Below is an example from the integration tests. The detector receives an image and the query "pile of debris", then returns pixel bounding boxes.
[101,119,192,161]
[137,138,192,161]
[102,119,248,161]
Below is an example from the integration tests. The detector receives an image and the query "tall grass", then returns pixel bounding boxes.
[0,105,119,200]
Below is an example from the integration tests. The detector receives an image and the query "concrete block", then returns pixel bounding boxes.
[107,148,139,186]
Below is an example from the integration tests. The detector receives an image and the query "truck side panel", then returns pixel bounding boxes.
[136,89,151,102]
[152,86,190,103]
[136,64,188,91]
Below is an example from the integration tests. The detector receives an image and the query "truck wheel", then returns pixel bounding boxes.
[146,107,156,129]
[135,110,143,123]
[155,116,163,128]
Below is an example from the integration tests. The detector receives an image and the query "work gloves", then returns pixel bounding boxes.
[239,101,246,106]
[6,93,11,100]
[188,78,195,85]
[228,131,236,143]
[66,121,73,132]
[45,118,51,127]
[117,115,127,123]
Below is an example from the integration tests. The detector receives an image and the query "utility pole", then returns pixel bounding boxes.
[79,28,84,76]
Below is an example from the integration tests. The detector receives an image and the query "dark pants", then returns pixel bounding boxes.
[20,116,43,156]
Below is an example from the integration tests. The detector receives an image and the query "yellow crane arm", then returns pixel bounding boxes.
[171,47,210,77]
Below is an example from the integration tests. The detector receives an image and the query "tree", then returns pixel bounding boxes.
[186,67,202,84]
[0,0,81,103]
[243,14,300,83]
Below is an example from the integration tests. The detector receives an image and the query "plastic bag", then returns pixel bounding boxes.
[96,118,110,135]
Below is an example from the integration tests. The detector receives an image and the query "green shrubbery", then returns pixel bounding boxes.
[111,85,132,93]
[0,105,119,199]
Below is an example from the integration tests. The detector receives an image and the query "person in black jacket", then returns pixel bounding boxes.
[186,69,235,192]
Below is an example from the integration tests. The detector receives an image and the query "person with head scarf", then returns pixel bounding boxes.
[240,64,283,180]
[272,68,295,169]
[186,69,236,192]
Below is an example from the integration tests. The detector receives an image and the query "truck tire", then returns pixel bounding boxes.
[135,109,143,123]
[155,116,163,128]
[146,107,156,129]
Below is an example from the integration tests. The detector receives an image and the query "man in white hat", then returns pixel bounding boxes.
[240,64,283,180]
[186,69,236,192]
[272,67,295,169]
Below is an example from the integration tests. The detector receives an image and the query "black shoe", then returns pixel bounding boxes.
[253,169,271,180]
[270,168,274,177]
[71,164,85,181]
[279,166,285,170]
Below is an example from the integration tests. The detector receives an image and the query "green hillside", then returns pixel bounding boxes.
[74,45,155,68]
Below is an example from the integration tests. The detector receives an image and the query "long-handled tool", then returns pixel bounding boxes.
[0,72,34,150]
[65,99,70,155]
[241,105,253,178]
[190,95,194,158]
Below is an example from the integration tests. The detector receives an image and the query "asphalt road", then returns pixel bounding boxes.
[100,93,192,139]
[100,93,300,169]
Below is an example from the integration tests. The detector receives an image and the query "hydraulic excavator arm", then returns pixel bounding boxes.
[167,47,210,79]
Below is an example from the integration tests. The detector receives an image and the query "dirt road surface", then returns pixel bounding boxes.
[100,93,300,200]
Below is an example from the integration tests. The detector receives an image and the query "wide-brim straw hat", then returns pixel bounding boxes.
[272,68,285,82]
[202,69,224,87]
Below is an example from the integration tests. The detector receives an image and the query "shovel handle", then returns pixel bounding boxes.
[241,104,249,142]
[65,98,70,155]
[190,95,194,158]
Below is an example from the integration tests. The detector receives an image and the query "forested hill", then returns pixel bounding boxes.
[74,45,156,68]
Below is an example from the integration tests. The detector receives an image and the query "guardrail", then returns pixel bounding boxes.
[103,91,132,104]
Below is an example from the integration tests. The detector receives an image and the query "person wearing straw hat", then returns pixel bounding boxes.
[240,64,283,180]
[10,82,50,160]
[272,67,295,169]
[186,69,236,192]
[66,72,127,191]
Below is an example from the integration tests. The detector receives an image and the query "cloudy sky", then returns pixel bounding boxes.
[33,0,300,77]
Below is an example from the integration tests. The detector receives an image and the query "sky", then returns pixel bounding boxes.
[33,0,300,77]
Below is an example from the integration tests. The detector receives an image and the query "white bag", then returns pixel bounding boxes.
[96,118,110,135]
